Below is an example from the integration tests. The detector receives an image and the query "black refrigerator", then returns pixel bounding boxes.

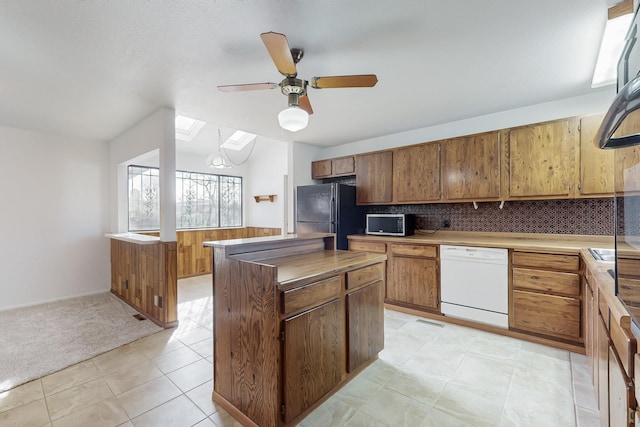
[295,183,364,250]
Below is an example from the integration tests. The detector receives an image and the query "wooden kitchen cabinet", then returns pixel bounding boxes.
[510,250,582,342]
[579,114,615,196]
[311,156,355,179]
[393,143,441,203]
[355,151,393,204]
[441,131,502,201]
[609,345,636,427]
[208,235,386,427]
[613,108,640,194]
[508,118,577,199]
[283,297,345,424]
[584,278,598,393]
[346,264,385,372]
[598,312,610,425]
[386,243,439,312]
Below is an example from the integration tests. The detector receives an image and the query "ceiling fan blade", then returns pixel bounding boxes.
[260,32,297,77]
[299,95,313,115]
[310,74,378,89]
[218,83,279,92]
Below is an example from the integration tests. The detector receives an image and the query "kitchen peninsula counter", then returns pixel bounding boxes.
[203,233,387,427]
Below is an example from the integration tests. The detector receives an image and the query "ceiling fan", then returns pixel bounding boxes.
[218,32,378,132]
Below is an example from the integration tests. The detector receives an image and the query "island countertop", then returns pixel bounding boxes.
[258,249,387,288]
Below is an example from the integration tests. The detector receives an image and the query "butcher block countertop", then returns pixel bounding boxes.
[348,230,614,254]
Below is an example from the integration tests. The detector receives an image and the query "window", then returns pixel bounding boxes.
[128,165,242,231]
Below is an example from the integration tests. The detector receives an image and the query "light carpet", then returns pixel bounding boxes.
[0,292,162,392]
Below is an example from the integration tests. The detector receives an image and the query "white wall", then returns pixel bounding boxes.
[318,89,616,159]
[244,137,289,228]
[0,126,110,310]
[109,108,176,239]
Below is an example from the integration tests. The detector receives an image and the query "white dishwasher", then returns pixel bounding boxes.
[440,245,509,329]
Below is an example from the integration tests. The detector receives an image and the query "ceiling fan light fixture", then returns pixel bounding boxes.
[278,106,309,132]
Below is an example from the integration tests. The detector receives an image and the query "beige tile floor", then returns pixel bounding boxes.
[0,274,600,427]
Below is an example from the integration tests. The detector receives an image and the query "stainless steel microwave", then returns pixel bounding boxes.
[365,214,415,236]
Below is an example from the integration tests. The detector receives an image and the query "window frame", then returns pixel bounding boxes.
[127,164,243,232]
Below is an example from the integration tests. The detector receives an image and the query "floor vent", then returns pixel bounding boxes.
[133,314,146,321]
[416,319,445,328]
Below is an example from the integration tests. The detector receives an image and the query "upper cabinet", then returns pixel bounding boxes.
[355,151,393,204]
[311,155,355,179]
[613,109,640,194]
[393,143,441,203]
[579,114,615,197]
[331,114,625,206]
[508,118,578,199]
[441,131,503,201]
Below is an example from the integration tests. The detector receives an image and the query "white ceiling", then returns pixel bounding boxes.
[0,0,619,148]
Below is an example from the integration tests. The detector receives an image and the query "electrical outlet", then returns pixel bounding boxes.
[443,219,451,228]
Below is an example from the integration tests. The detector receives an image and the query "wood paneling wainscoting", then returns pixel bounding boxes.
[110,239,178,328]
[143,227,282,278]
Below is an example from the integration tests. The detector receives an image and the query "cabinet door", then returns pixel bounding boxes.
[614,145,640,194]
[387,254,439,311]
[511,290,580,340]
[282,298,345,423]
[311,159,332,179]
[579,114,614,196]
[355,151,393,204]
[609,346,635,427]
[597,313,610,424]
[613,108,640,194]
[508,119,575,198]
[393,143,441,202]
[584,281,598,392]
[347,281,384,372]
[442,132,501,200]
[332,156,355,176]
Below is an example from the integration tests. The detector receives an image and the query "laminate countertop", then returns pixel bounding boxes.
[260,250,387,288]
[348,230,615,254]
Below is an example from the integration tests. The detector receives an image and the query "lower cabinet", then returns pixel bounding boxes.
[609,346,636,427]
[387,245,439,311]
[598,311,611,426]
[584,262,638,427]
[510,251,582,343]
[347,280,384,372]
[349,239,439,312]
[279,260,385,424]
[283,298,345,424]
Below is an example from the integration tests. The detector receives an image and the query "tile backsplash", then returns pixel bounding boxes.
[321,177,614,235]
[366,198,614,235]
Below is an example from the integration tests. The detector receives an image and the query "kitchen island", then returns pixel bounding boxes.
[203,233,387,427]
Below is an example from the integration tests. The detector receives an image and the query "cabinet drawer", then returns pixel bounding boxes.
[282,276,341,316]
[512,268,580,296]
[347,262,385,290]
[349,240,386,254]
[390,244,436,258]
[512,290,581,340]
[512,252,579,272]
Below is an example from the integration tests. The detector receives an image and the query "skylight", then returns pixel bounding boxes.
[175,114,206,142]
[221,130,257,151]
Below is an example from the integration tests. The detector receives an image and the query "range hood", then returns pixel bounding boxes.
[596,72,640,149]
